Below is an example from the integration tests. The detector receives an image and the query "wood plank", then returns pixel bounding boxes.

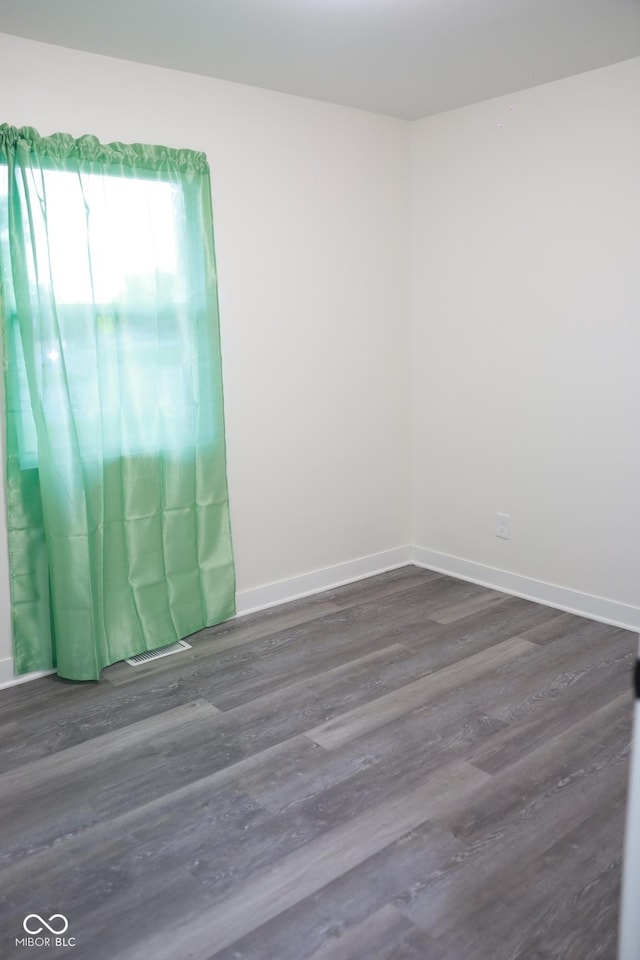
[317,565,442,610]
[204,592,557,713]
[306,636,537,749]
[403,593,568,651]
[0,734,318,879]
[305,904,435,960]
[117,762,491,960]
[427,588,509,624]
[242,700,506,819]
[0,698,220,795]
[210,822,464,960]
[423,780,627,960]
[469,648,634,774]
[476,619,633,725]
[0,699,223,863]
[455,690,631,844]
[397,693,631,941]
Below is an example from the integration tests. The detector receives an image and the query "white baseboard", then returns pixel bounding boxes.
[412,546,640,632]
[2,542,637,690]
[0,547,412,689]
[235,546,413,616]
[0,657,13,687]
[0,658,56,690]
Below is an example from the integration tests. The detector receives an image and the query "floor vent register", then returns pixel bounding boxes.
[125,639,192,666]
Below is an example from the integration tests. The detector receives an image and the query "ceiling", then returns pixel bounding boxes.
[1,0,639,119]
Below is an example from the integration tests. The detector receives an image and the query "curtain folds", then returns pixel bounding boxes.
[0,125,235,681]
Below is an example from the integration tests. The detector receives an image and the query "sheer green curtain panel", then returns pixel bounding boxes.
[0,125,235,681]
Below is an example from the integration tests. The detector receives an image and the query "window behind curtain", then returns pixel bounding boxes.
[1,163,211,466]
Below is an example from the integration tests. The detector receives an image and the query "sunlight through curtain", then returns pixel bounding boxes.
[0,125,235,680]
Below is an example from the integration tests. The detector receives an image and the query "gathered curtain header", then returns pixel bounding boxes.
[0,124,210,176]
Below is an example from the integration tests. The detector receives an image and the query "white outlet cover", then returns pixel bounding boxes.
[496,512,510,539]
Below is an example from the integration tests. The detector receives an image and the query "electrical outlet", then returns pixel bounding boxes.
[496,512,510,540]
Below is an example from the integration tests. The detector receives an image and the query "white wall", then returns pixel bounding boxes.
[411,58,640,616]
[0,33,412,674]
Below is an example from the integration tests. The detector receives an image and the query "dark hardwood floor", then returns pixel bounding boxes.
[0,565,635,959]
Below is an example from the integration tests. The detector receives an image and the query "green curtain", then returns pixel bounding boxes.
[0,125,235,681]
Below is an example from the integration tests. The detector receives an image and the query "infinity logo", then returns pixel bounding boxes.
[23,914,69,935]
